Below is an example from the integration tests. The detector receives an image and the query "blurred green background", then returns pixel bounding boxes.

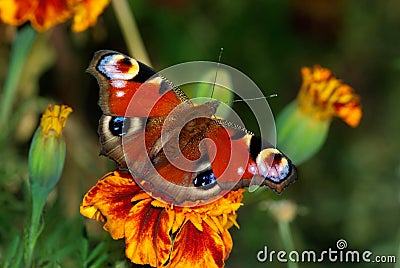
[1,0,399,267]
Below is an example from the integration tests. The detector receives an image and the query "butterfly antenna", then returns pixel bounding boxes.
[232,93,278,102]
[210,48,224,99]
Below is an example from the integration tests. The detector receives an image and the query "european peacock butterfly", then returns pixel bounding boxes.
[87,50,297,206]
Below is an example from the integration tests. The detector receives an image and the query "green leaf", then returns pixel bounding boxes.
[0,25,36,145]
[86,242,107,265]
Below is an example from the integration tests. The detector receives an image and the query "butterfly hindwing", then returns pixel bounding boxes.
[98,115,147,169]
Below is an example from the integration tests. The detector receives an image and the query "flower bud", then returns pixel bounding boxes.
[28,104,72,196]
[277,66,361,165]
[276,100,330,165]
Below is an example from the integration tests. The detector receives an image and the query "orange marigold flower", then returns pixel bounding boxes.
[297,65,362,127]
[80,171,244,268]
[0,0,110,32]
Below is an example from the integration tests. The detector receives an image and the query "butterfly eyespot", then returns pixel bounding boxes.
[266,154,291,183]
[109,116,129,137]
[193,169,217,187]
[257,149,291,183]
[96,54,139,80]
[120,57,133,66]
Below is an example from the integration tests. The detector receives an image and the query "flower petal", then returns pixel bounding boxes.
[0,0,35,26]
[297,65,362,127]
[71,0,110,32]
[41,104,73,136]
[168,221,228,268]
[31,0,72,31]
[332,85,362,127]
[0,0,109,31]
[125,199,174,267]
[80,171,143,239]
[221,229,233,259]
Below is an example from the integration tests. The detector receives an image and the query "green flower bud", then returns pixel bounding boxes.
[276,100,329,165]
[28,104,72,196]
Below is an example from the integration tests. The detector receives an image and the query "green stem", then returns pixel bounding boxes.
[25,186,47,268]
[278,220,298,268]
[0,25,36,145]
[112,0,151,66]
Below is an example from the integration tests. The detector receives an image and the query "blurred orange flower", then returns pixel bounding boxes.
[297,65,362,127]
[0,0,110,32]
[80,171,244,268]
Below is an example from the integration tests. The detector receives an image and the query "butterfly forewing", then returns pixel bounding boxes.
[88,50,185,117]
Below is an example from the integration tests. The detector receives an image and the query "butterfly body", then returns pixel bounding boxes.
[88,50,297,206]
